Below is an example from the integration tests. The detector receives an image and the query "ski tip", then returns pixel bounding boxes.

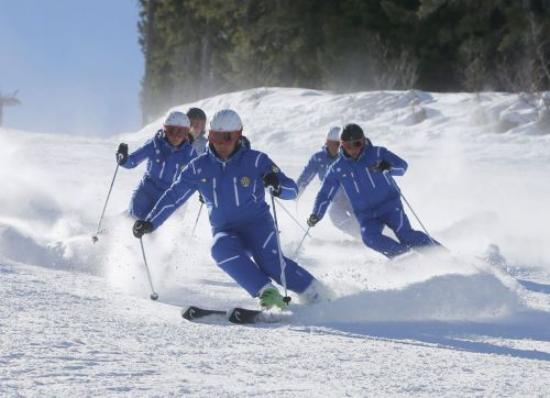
[181,306,226,321]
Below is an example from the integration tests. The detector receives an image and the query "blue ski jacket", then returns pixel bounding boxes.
[296,145,338,192]
[191,134,208,155]
[312,145,408,220]
[145,144,298,231]
[121,130,197,191]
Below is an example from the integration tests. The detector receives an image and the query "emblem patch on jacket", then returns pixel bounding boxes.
[271,165,280,173]
[240,176,251,187]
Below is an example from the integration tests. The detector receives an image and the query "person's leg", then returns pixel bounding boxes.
[360,216,409,258]
[129,180,161,220]
[241,215,315,294]
[210,230,272,297]
[382,205,434,250]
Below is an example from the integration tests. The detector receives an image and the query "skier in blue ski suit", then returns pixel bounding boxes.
[132,109,321,308]
[296,126,359,238]
[307,123,437,258]
[187,107,208,155]
[117,111,196,220]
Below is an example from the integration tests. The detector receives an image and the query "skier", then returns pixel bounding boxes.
[186,107,208,155]
[187,106,251,154]
[132,109,323,309]
[296,126,359,238]
[116,111,196,219]
[307,123,437,258]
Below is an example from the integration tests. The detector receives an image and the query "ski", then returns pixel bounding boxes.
[228,307,264,324]
[181,306,281,324]
[181,306,226,321]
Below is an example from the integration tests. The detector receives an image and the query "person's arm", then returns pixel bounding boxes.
[122,139,155,169]
[376,147,408,177]
[258,153,298,200]
[296,154,319,193]
[145,163,199,229]
[311,166,341,220]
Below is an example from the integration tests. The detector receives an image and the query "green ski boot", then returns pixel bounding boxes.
[259,285,286,310]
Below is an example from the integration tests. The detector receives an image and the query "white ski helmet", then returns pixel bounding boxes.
[210,109,243,132]
[164,111,190,128]
[326,126,341,141]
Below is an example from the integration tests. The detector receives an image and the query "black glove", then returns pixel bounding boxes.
[116,143,129,165]
[132,220,153,238]
[375,160,391,172]
[263,172,281,196]
[198,194,205,204]
[307,214,320,227]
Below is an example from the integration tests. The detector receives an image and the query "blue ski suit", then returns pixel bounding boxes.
[297,146,359,237]
[145,144,316,297]
[120,130,197,219]
[191,134,208,155]
[312,144,434,258]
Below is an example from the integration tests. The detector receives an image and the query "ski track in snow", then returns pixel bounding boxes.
[2,88,550,396]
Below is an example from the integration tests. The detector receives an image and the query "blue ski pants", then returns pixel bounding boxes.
[210,213,315,297]
[359,202,434,258]
[129,178,165,220]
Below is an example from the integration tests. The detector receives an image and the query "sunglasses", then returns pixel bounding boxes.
[209,130,241,144]
[341,139,364,149]
[165,126,189,136]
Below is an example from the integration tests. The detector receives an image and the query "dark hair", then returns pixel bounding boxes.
[186,107,207,120]
[341,123,364,141]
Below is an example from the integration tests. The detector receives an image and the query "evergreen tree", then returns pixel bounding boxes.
[137,0,550,121]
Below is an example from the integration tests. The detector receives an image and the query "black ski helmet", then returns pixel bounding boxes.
[340,123,365,141]
[186,107,207,121]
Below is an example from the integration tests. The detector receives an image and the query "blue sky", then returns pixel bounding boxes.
[0,0,143,136]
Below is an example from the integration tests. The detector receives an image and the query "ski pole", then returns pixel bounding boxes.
[191,202,203,237]
[293,226,311,257]
[139,237,159,301]
[387,174,437,245]
[270,190,291,304]
[274,198,311,236]
[92,163,120,243]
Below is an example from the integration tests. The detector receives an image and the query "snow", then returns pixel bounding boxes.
[2,88,550,396]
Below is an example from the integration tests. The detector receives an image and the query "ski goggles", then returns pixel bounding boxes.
[341,138,364,149]
[164,126,189,136]
[208,130,241,144]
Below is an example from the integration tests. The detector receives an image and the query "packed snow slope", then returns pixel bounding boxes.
[2,88,550,396]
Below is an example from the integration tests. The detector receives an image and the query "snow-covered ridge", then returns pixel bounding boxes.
[127,87,550,145]
[2,88,550,395]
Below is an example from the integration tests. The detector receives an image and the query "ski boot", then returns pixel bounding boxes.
[259,284,286,310]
